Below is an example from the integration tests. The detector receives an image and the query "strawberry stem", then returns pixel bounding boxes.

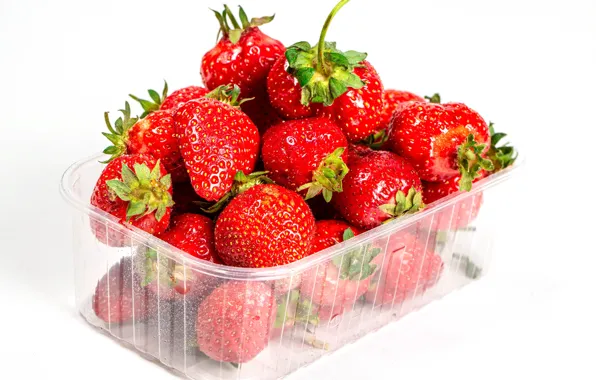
[317,0,350,75]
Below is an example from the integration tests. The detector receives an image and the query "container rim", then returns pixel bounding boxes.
[60,152,521,280]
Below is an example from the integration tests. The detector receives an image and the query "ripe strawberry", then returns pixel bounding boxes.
[159,213,220,263]
[90,154,174,245]
[364,89,424,149]
[365,234,443,306]
[261,118,349,202]
[332,150,423,230]
[300,223,377,313]
[240,87,283,134]
[93,257,149,323]
[196,281,276,363]
[215,184,316,267]
[102,102,187,182]
[310,220,363,253]
[174,86,260,202]
[267,0,383,142]
[388,95,494,190]
[422,123,517,230]
[129,81,209,116]
[201,5,283,98]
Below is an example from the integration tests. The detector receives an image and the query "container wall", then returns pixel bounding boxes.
[64,155,507,380]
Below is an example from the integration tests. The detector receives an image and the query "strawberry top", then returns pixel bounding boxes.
[261,117,349,202]
[388,100,493,190]
[214,184,316,267]
[158,213,220,263]
[201,5,284,97]
[267,0,384,142]
[332,150,423,230]
[90,154,174,236]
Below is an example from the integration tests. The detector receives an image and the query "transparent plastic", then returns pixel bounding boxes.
[60,153,518,380]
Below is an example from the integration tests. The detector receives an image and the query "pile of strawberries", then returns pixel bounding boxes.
[89,0,517,366]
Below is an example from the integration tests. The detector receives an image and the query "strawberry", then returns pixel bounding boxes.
[90,154,174,245]
[365,234,443,306]
[201,5,283,99]
[261,117,349,202]
[267,0,383,142]
[214,184,316,267]
[300,224,378,313]
[363,89,424,149]
[422,123,517,230]
[135,214,219,301]
[196,281,276,363]
[240,87,283,135]
[102,102,187,182]
[310,220,363,253]
[332,150,423,230]
[174,85,260,202]
[388,94,494,190]
[159,213,220,263]
[93,257,149,323]
[129,81,209,116]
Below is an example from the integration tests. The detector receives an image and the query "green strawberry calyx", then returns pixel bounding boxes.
[487,122,517,172]
[457,134,495,191]
[297,147,349,203]
[106,160,174,221]
[204,84,253,108]
[424,93,442,104]
[199,170,273,213]
[379,187,424,219]
[129,81,169,118]
[330,230,380,281]
[362,129,388,150]
[285,0,367,106]
[101,102,138,163]
[212,5,275,44]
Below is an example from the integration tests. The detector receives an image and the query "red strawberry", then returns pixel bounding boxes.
[159,213,220,263]
[102,101,187,182]
[388,95,493,190]
[129,81,209,116]
[90,154,174,245]
[364,89,425,149]
[215,184,316,267]
[201,5,283,98]
[267,1,383,142]
[422,123,517,230]
[261,118,349,202]
[365,234,443,306]
[93,257,149,323]
[300,223,377,312]
[310,220,363,253]
[332,150,423,230]
[174,86,260,202]
[196,281,276,363]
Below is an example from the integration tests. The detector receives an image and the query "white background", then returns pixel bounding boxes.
[1,0,595,378]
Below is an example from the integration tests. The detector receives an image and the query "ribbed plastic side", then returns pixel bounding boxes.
[62,154,512,380]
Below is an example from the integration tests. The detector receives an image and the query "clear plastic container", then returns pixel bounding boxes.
[60,153,518,380]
